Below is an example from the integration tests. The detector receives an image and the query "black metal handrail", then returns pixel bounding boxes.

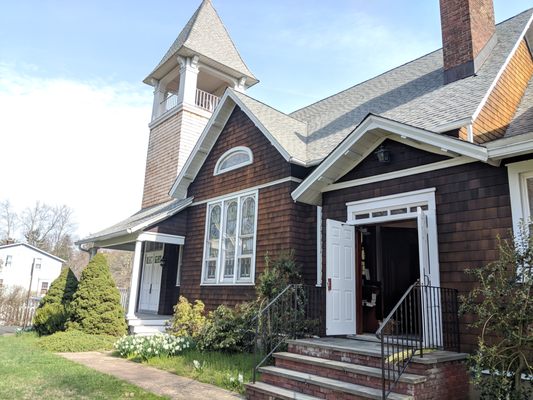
[376,281,460,399]
[252,284,325,383]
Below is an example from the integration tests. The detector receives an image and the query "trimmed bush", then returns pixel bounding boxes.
[167,296,207,339]
[34,267,78,335]
[257,251,301,302]
[38,329,116,352]
[68,254,127,336]
[197,302,257,353]
[114,334,192,360]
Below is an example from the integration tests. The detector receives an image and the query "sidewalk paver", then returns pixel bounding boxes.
[58,351,243,400]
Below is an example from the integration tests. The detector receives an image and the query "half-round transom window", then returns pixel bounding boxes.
[214,146,253,175]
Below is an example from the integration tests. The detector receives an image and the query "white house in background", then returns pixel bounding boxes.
[0,243,64,296]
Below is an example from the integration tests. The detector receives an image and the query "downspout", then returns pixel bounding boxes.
[77,242,97,260]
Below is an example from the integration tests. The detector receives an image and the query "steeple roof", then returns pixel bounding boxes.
[144,0,257,86]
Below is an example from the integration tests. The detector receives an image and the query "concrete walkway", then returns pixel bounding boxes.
[0,325,19,335]
[58,351,243,400]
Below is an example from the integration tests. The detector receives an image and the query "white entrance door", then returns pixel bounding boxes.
[138,248,163,312]
[326,219,356,335]
[417,207,442,346]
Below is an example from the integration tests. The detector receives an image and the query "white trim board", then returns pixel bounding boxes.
[507,159,533,238]
[472,13,533,122]
[344,187,441,290]
[291,114,489,206]
[190,176,302,207]
[137,232,185,245]
[323,157,475,192]
[170,89,306,200]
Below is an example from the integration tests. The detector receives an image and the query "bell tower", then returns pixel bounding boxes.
[141,0,257,208]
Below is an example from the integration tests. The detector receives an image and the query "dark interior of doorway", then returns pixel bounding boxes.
[360,220,419,333]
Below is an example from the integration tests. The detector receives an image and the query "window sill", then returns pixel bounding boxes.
[200,282,255,287]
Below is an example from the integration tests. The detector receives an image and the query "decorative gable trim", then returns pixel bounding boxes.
[472,13,533,123]
[291,114,490,205]
[169,90,297,200]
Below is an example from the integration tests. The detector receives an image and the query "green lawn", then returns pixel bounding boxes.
[144,349,258,394]
[0,334,164,400]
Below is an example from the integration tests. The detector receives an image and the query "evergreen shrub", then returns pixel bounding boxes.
[68,254,127,336]
[33,267,78,335]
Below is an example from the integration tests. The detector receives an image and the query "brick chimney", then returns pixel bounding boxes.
[440,0,497,83]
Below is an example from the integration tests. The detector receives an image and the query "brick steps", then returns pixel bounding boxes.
[245,337,470,400]
[259,366,413,400]
[273,351,426,392]
[245,382,322,400]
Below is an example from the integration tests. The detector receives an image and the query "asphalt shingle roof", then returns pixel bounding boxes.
[231,90,308,162]
[79,198,191,243]
[145,0,256,84]
[288,9,533,162]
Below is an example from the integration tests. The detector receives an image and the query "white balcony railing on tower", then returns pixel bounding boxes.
[157,89,220,119]
[161,93,178,113]
[195,88,220,112]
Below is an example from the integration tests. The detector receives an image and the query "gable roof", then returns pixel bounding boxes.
[0,243,65,263]
[76,197,192,245]
[144,0,257,86]
[290,9,533,162]
[291,114,490,205]
[169,8,533,203]
[169,88,309,199]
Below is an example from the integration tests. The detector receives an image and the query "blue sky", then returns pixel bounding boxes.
[0,0,531,238]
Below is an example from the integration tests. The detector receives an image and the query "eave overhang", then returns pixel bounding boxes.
[291,114,491,206]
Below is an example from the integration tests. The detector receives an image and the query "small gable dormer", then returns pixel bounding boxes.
[141,0,257,209]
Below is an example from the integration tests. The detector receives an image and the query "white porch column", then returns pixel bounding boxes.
[126,240,143,319]
[150,79,166,120]
[177,55,199,106]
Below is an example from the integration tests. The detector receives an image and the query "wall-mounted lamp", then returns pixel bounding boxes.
[159,257,167,268]
[374,145,391,163]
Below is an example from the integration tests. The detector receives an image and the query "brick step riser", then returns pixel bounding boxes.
[287,344,442,377]
[245,386,282,400]
[261,371,378,400]
[275,358,416,396]
[288,344,383,368]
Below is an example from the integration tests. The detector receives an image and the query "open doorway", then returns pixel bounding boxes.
[359,219,420,333]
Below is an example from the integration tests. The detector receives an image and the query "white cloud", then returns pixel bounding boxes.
[0,63,151,238]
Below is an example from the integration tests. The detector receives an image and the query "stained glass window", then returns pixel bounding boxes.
[202,192,257,284]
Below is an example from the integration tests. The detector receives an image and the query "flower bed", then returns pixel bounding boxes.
[114,333,192,360]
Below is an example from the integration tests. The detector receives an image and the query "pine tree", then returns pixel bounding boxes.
[68,253,127,336]
[33,267,78,335]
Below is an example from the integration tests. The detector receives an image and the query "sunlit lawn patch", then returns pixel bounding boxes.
[0,333,163,400]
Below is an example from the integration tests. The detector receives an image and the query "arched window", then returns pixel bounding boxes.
[214,147,253,175]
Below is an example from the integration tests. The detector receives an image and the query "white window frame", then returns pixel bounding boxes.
[213,146,253,176]
[5,255,12,267]
[34,258,42,270]
[40,281,49,295]
[201,190,258,285]
[508,159,533,237]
